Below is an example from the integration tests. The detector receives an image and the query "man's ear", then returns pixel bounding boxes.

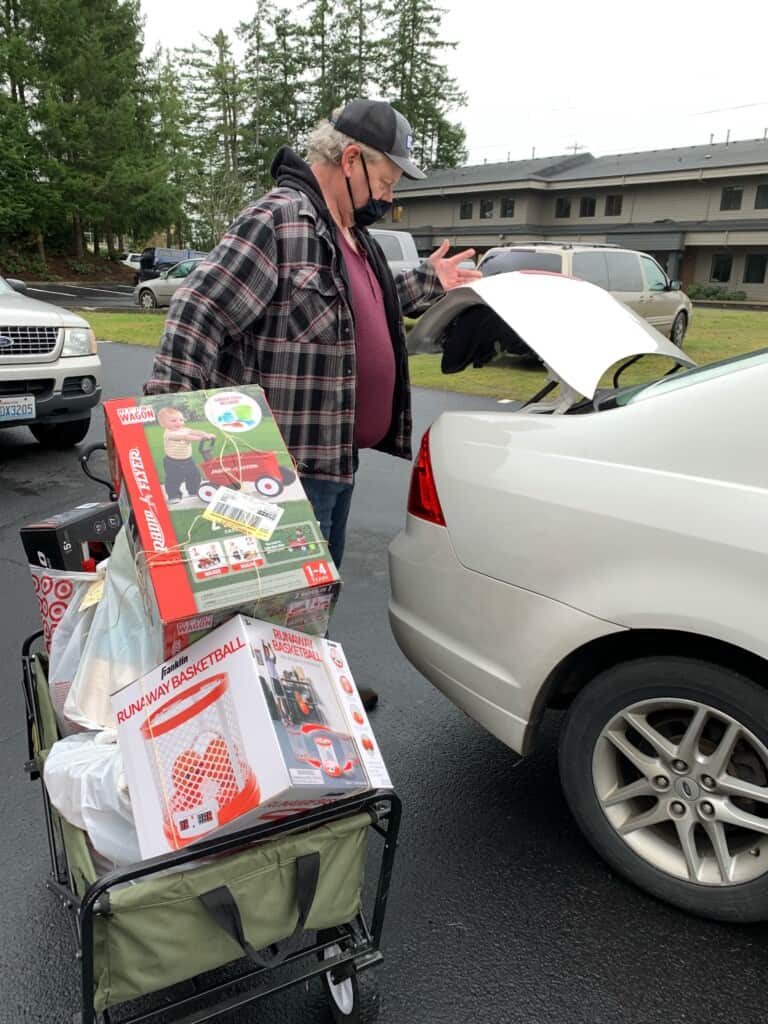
[340,144,361,177]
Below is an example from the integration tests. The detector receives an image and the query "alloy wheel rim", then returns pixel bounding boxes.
[593,698,768,885]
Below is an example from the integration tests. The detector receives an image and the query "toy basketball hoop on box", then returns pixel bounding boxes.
[141,673,261,848]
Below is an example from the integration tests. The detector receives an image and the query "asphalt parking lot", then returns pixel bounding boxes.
[24,281,136,309]
[3,343,768,1023]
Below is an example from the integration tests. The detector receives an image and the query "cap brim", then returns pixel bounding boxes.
[388,152,426,180]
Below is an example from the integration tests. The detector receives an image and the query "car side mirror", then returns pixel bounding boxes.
[7,277,28,295]
[159,270,169,279]
[668,279,682,291]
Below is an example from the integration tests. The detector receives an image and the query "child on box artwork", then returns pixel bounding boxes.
[157,407,215,503]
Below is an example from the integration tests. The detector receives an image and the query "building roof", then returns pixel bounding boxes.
[553,138,768,180]
[396,152,593,191]
[397,137,768,193]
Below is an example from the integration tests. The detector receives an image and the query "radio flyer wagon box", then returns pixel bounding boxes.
[103,386,340,656]
[112,615,385,859]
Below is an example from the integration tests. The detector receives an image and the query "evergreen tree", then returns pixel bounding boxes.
[377,0,466,169]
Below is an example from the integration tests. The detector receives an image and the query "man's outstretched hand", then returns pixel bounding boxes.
[428,239,483,290]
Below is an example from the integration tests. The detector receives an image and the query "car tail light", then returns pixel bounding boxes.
[407,429,446,526]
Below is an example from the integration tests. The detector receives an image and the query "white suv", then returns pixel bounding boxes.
[0,276,101,447]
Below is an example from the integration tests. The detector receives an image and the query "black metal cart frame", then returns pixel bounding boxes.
[22,631,401,1024]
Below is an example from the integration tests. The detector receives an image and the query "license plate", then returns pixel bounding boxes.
[0,394,36,421]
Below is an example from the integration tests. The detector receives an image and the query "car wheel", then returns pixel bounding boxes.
[671,311,687,347]
[139,289,157,310]
[559,656,768,922]
[30,416,90,448]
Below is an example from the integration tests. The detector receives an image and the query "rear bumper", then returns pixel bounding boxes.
[388,516,623,755]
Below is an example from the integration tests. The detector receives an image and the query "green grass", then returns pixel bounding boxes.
[408,308,768,400]
[79,307,768,401]
[77,309,166,347]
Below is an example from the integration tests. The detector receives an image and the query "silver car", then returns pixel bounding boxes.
[0,276,101,447]
[134,258,204,310]
[390,270,768,922]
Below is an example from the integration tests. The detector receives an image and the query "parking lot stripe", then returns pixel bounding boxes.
[28,286,78,297]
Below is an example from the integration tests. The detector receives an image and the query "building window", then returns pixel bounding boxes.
[605,194,623,216]
[580,196,596,217]
[480,198,494,219]
[555,197,571,218]
[755,184,768,210]
[744,254,768,284]
[500,197,515,218]
[710,254,733,282]
[720,186,743,211]
[459,200,473,220]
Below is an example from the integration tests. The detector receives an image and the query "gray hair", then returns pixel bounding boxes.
[306,107,385,166]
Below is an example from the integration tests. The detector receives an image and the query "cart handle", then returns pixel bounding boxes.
[199,851,320,968]
[79,442,117,501]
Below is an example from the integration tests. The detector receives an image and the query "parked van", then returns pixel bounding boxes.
[138,247,208,283]
[479,243,692,346]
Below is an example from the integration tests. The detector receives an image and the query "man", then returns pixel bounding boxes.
[145,98,481,708]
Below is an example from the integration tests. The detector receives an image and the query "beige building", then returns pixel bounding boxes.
[393,138,768,299]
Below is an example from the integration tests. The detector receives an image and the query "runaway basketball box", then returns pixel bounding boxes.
[112,615,391,859]
[103,387,340,657]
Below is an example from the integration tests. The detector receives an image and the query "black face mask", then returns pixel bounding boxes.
[345,154,392,227]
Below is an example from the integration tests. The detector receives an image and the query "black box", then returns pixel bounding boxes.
[20,502,122,571]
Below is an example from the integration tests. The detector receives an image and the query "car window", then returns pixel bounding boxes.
[605,251,644,292]
[615,348,768,406]
[641,256,668,292]
[168,261,192,278]
[481,250,562,275]
[572,251,609,289]
[373,235,404,261]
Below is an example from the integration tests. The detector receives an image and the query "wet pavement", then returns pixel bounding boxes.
[2,343,768,1023]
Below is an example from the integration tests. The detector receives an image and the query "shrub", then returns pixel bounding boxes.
[1,253,48,277]
[67,259,93,275]
[687,283,748,302]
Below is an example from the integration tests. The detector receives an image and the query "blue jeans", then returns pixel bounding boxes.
[301,476,355,569]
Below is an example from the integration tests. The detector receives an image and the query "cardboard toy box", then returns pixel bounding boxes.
[112,615,391,859]
[20,501,122,571]
[103,386,340,656]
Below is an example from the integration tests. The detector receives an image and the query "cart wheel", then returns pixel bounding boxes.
[255,475,283,498]
[198,483,218,503]
[279,465,297,487]
[319,935,361,1023]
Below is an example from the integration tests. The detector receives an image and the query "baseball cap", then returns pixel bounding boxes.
[331,99,426,180]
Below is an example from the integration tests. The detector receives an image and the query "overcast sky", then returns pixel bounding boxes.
[141,0,768,166]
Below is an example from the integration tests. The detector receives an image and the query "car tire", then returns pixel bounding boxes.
[559,656,768,922]
[139,289,157,310]
[30,416,90,448]
[670,311,687,347]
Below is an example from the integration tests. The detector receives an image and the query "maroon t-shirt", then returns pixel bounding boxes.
[338,231,395,450]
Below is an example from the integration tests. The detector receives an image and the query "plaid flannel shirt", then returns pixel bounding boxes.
[144,187,444,483]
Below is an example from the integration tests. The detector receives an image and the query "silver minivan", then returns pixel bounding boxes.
[479,243,692,347]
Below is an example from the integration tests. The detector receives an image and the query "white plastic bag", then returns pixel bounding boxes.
[65,528,163,732]
[48,569,101,735]
[43,732,141,867]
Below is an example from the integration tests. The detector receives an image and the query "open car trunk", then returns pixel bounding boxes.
[408,271,696,412]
